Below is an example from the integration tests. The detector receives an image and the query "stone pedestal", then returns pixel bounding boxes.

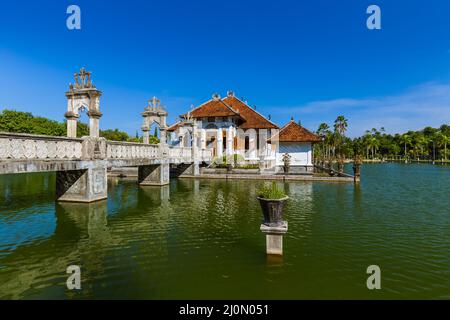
[183,162,200,176]
[138,163,170,186]
[56,162,108,203]
[260,221,288,256]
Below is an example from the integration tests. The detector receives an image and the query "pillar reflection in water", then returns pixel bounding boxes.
[138,184,170,206]
[55,200,108,240]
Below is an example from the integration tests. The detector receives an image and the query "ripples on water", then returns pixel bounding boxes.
[0,163,449,299]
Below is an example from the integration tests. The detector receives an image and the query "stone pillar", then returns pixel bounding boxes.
[226,126,233,156]
[142,126,150,144]
[87,110,102,138]
[200,129,207,150]
[260,221,288,255]
[178,162,200,176]
[249,129,257,159]
[138,163,170,186]
[216,128,223,158]
[56,162,108,203]
[192,123,199,161]
[65,112,79,138]
[258,129,267,159]
[159,127,167,145]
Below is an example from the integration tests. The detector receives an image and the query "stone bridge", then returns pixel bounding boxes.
[0,68,212,202]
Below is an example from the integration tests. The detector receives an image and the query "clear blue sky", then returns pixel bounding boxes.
[1,0,449,137]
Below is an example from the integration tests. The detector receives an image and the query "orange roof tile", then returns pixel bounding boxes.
[272,120,321,142]
[187,97,241,118]
[167,121,183,132]
[222,95,278,129]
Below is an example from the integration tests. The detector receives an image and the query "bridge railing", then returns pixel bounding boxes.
[168,146,192,161]
[0,132,83,160]
[200,149,213,162]
[106,141,159,159]
[1,132,214,163]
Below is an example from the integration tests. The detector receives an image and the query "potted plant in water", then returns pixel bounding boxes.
[257,182,289,227]
[353,154,362,178]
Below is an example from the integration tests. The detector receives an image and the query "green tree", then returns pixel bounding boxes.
[399,134,412,158]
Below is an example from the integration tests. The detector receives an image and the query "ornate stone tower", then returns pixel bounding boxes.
[141,97,168,144]
[65,68,103,138]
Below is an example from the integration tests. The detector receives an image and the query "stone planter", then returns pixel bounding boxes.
[337,161,344,174]
[257,196,289,227]
[353,163,361,177]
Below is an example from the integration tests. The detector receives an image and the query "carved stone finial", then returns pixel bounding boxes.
[72,67,95,89]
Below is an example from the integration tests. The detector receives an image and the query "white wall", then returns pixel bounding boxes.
[276,142,312,166]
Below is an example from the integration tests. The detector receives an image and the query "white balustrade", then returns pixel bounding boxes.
[106,141,159,159]
[0,134,83,160]
[0,132,214,163]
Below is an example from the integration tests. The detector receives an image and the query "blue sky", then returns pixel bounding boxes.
[0,0,449,137]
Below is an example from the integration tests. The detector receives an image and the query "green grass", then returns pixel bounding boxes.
[257,182,286,199]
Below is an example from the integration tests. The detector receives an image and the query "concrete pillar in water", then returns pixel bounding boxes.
[56,162,108,203]
[56,137,108,203]
[260,221,288,255]
[138,163,170,186]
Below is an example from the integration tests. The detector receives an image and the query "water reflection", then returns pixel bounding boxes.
[55,201,108,240]
[1,165,449,299]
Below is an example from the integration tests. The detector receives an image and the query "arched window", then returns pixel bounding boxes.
[245,136,250,151]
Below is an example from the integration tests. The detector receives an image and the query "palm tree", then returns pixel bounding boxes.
[436,131,449,161]
[399,134,412,159]
[333,115,348,156]
[316,123,330,158]
[362,131,372,159]
[414,135,427,159]
[334,116,348,136]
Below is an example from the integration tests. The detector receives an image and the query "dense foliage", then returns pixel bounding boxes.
[314,115,450,161]
[0,109,159,143]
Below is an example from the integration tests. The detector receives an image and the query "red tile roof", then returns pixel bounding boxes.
[272,120,321,142]
[167,121,183,132]
[182,93,278,129]
[187,98,241,118]
[222,95,279,129]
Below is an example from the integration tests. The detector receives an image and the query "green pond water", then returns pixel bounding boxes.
[0,163,449,299]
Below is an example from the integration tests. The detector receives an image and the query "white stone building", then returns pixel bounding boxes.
[167,92,321,173]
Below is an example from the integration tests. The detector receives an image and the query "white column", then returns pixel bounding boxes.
[66,118,78,138]
[89,117,100,138]
[249,129,257,159]
[226,126,233,155]
[201,128,206,150]
[192,123,198,161]
[258,129,267,159]
[216,128,223,158]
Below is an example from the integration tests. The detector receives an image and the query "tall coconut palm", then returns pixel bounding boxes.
[414,135,427,159]
[334,115,348,136]
[399,134,412,158]
[333,115,348,156]
[316,123,330,158]
[436,131,449,160]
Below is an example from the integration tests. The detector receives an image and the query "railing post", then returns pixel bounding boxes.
[142,126,149,144]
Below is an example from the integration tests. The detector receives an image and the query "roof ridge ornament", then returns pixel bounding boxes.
[212,93,221,101]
